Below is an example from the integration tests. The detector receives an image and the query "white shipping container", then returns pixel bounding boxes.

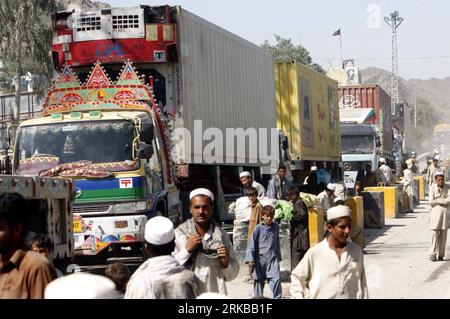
[171,8,278,166]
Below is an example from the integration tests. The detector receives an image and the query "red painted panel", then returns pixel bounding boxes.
[339,85,393,153]
[51,38,176,69]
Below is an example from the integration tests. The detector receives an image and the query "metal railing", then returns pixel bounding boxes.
[0,91,42,130]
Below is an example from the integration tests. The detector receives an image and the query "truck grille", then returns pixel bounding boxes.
[73,205,111,215]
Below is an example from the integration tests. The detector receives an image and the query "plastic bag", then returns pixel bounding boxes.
[299,192,319,208]
[275,200,294,221]
[228,196,252,222]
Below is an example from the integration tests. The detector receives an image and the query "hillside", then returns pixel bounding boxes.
[361,67,450,115]
[361,67,450,152]
[55,0,110,10]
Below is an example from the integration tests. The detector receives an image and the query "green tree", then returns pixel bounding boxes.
[0,0,56,127]
[261,35,326,74]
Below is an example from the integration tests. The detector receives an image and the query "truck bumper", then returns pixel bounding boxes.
[73,214,147,256]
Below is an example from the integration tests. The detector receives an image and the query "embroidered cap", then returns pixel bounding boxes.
[327,205,351,221]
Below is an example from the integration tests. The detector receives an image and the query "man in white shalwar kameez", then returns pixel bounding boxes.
[174,188,240,295]
[379,158,392,185]
[428,171,450,262]
[125,216,198,299]
[290,205,368,299]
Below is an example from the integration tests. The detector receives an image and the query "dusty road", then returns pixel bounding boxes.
[227,200,450,299]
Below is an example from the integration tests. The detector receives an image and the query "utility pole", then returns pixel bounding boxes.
[384,11,404,116]
[414,98,417,128]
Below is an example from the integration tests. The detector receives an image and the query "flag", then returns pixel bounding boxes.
[332,29,341,36]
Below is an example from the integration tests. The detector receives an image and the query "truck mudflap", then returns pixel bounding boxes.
[73,214,147,256]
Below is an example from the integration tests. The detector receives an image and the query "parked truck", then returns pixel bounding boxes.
[338,85,393,189]
[274,61,342,185]
[13,5,278,259]
[0,175,74,270]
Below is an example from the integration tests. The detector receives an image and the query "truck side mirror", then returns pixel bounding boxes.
[138,143,153,159]
[282,136,289,150]
[139,117,154,144]
[376,137,381,148]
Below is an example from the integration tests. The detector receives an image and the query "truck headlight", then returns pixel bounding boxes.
[112,201,148,214]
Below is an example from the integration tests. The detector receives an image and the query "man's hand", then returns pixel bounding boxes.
[185,234,202,253]
[217,244,229,269]
[248,261,255,278]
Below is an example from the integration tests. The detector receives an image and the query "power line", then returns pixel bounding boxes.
[315,55,450,61]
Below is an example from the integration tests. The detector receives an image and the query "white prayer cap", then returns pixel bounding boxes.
[189,188,214,201]
[326,183,336,191]
[379,157,386,163]
[334,196,344,204]
[196,292,230,299]
[45,273,117,299]
[327,205,351,221]
[239,171,251,178]
[434,171,444,178]
[144,216,175,245]
[434,156,439,160]
[311,166,318,171]
[259,197,277,208]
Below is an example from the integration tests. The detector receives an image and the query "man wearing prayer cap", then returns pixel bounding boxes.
[125,216,198,298]
[428,170,450,262]
[290,205,368,299]
[318,183,337,220]
[333,196,345,206]
[378,158,393,184]
[174,188,239,295]
[45,273,117,299]
[239,171,266,198]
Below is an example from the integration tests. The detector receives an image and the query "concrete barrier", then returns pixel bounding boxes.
[232,220,249,265]
[413,175,425,201]
[364,186,399,218]
[278,220,291,274]
[308,206,324,247]
[345,196,364,248]
[362,191,385,228]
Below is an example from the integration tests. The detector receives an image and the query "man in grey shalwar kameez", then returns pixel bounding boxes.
[174,188,239,295]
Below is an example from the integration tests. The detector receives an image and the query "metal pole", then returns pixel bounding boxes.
[339,33,344,66]
[414,98,417,128]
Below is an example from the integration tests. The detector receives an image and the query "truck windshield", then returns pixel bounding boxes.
[15,121,135,175]
[341,135,374,154]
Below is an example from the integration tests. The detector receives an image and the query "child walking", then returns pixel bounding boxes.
[245,205,282,299]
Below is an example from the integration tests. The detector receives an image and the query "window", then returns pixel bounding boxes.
[112,15,140,30]
[76,16,101,32]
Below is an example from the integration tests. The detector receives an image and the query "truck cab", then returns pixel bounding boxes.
[13,61,181,259]
[341,124,380,189]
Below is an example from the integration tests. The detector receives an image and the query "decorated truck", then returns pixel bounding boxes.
[13,5,278,258]
[0,175,73,268]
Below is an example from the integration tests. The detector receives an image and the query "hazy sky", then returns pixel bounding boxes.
[103,0,450,80]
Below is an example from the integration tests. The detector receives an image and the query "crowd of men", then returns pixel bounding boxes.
[1,153,447,299]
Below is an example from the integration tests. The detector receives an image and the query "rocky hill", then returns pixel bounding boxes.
[55,0,110,10]
[361,67,450,152]
[361,67,450,114]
